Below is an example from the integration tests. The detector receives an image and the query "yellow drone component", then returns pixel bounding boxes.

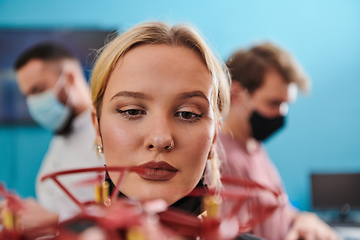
[102,181,111,206]
[94,182,102,204]
[127,227,146,240]
[1,207,16,230]
[203,195,223,218]
[94,181,111,206]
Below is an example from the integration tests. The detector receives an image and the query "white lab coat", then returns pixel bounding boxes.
[36,109,105,221]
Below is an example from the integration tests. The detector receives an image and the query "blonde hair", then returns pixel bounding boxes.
[90,21,230,189]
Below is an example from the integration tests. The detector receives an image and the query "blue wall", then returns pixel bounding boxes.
[0,125,51,198]
[0,0,359,210]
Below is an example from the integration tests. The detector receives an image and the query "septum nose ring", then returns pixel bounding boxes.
[165,142,173,150]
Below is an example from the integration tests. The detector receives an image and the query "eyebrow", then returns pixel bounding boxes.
[110,90,210,104]
[110,91,151,101]
[177,91,209,104]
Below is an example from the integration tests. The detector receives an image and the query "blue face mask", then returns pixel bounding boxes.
[26,72,72,132]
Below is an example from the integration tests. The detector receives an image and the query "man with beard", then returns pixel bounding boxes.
[14,42,104,222]
[220,42,339,240]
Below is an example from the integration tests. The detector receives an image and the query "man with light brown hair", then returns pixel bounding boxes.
[220,42,340,240]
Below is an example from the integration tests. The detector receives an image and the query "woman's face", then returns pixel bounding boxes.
[92,44,216,205]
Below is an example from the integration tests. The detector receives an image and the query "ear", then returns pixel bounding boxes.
[61,70,76,105]
[91,106,103,147]
[62,66,75,87]
[67,72,75,86]
[231,81,255,113]
[230,81,246,103]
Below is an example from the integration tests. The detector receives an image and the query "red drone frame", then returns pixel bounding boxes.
[0,166,286,240]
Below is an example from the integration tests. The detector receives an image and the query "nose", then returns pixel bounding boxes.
[148,137,174,152]
[145,117,174,152]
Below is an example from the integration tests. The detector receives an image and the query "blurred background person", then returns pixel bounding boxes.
[13,42,104,221]
[219,42,339,240]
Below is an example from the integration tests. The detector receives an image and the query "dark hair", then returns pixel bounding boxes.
[226,42,309,94]
[14,42,75,71]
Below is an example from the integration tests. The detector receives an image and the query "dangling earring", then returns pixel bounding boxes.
[97,145,103,153]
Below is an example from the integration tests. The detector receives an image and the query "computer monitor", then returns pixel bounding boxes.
[311,173,360,210]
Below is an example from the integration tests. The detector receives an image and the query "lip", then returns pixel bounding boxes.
[137,161,178,181]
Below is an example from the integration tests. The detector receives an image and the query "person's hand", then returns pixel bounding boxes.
[1,195,58,237]
[16,198,59,233]
[285,212,341,240]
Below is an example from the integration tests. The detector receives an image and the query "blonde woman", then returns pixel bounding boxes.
[90,21,229,210]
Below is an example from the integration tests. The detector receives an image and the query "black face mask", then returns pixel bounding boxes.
[249,111,285,141]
